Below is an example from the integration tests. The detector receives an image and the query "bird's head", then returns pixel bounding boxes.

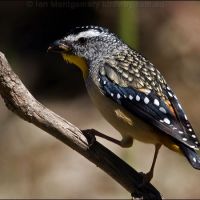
[48,26,125,79]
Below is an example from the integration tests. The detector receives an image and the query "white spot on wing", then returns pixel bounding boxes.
[129,95,133,100]
[117,93,121,99]
[163,118,170,124]
[136,95,140,101]
[144,97,149,104]
[103,80,107,85]
[182,138,187,141]
[168,92,173,97]
[178,103,182,109]
[179,131,183,134]
[154,99,160,106]
[159,107,166,114]
[111,93,114,97]
[192,134,196,138]
[193,157,197,163]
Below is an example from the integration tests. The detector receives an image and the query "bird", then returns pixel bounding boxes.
[48,25,200,183]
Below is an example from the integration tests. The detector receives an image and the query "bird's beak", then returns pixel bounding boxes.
[47,39,71,53]
[48,38,89,79]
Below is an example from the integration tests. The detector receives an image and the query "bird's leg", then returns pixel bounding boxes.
[83,129,133,147]
[141,144,161,185]
[83,129,121,145]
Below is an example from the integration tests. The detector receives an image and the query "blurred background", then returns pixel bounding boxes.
[0,1,200,198]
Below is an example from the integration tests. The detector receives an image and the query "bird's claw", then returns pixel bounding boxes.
[138,171,153,188]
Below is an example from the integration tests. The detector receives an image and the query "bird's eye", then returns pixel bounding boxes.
[78,37,87,44]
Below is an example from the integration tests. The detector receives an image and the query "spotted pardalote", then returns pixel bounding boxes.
[48,25,200,182]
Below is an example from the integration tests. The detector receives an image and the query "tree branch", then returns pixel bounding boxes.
[0,52,162,199]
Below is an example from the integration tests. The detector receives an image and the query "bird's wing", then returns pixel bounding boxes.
[97,55,200,150]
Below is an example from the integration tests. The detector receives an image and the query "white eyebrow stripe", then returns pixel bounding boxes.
[67,30,102,41]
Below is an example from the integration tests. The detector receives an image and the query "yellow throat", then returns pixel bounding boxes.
[62,54,89,79]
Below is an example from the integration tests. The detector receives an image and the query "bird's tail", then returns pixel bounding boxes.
[179,143,200,169]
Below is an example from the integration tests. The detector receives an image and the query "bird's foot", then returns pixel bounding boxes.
[139,171,153,187]
[82,129,97,147]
